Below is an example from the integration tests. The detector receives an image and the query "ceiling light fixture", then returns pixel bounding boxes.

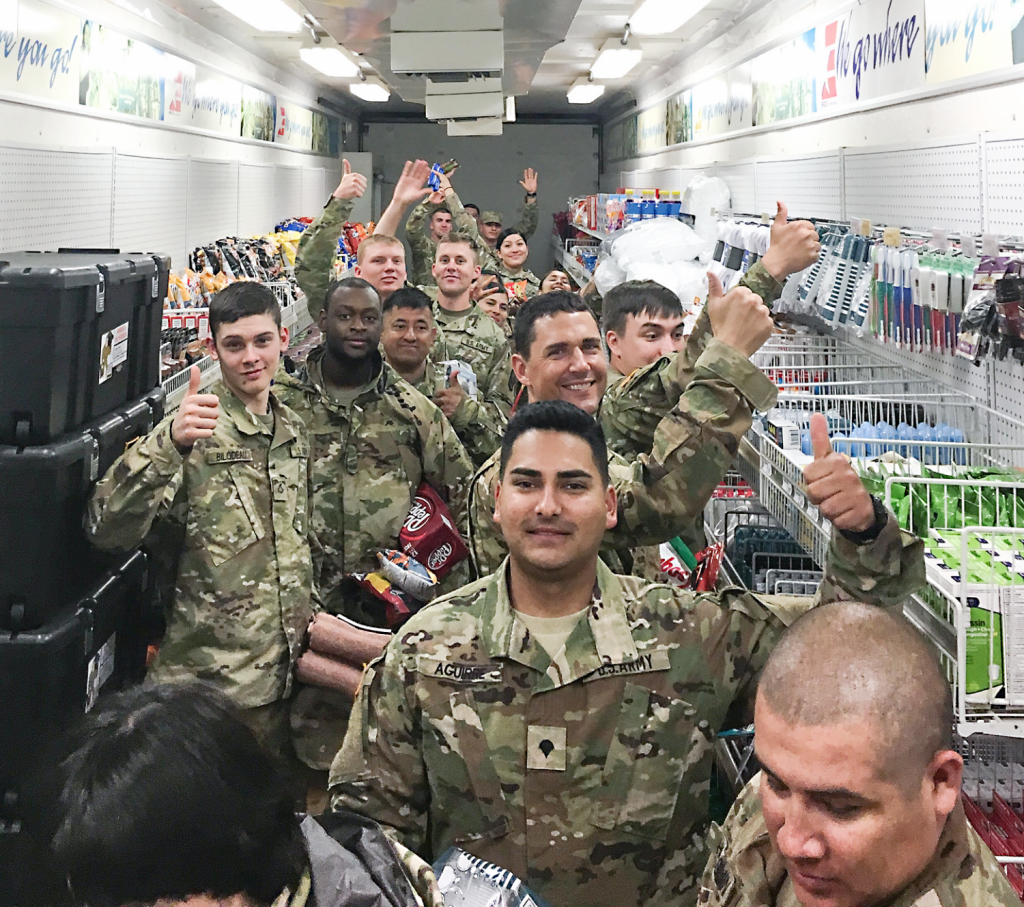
[590,38,643,80]
[300,47,360,78]
[505,96,516,121]
[628,0,712,36]
[350,77,390,102]
[567,78,605,104]
[210,0,303,33]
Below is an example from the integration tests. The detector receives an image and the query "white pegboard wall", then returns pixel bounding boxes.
[112,154,189,269]
[992,358,1024,450]
[983,137,1024,235]
[300,168,325,218]
[0,147,113,252]
[844,142,982,233]
[275,167,303,226]
[755,153,843,221]
[187,159,239,251]
[238,164,277,236]
[716,160,756,214]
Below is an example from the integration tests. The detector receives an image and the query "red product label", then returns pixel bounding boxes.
[400,482,469,578]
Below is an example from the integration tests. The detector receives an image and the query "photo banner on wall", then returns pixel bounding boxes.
[80,22,164,120]
[751,29,818,126]
[193,65,242,134]
[925,0,1013,82]
[241,84,276,141]
[275,101,314,149]
[0,0,81,104]
[636,102,668,153]
[817,0,925,108]
[666,88,692,145]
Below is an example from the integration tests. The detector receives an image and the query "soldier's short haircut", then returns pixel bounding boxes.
[382,286,434,316]
[43,684,305,907]
[602,280,684,337]
[758,602,954,791]
[208,281,281,338]
[430,207,452,220]
[479,268,503,284]
[325,276,380,314]
[500,401,610,487]
[436,232,476,254]
[514,291,597,360]
[465,203,480,214]
[356,233,404,264]
[497,227,528,251]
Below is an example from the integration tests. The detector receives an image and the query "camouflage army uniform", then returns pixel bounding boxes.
[410,344,505,468]
[295,196,355,321]
[697,776,1021,907]
[84,383,315,709]
[431,302,515,419]
[497,265,542,303]
[405,191,478,289]
[274,347,475,769]
[274,346,474,617]
[329,513,924,907]
[602,262,784,460]
[468,337,778,577]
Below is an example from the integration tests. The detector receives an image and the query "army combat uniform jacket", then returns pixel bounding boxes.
[405,191,478,288]
[698,776,1021,907]
[431,301,515,420]
[467,336,778,577]
[274,348,475,619]
[295,195,355,321]
[329,514,924,907]
[85,384,315,709]
[445,191,540,276]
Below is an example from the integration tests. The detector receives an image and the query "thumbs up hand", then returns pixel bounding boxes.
[171,365,221,454]
[333,159,368,200]
[706,271,774,357]
[803,413,876,533]
[433,368,467,419]
[759,200,821,281]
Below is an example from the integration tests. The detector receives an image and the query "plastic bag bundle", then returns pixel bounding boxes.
[682,175,731,246]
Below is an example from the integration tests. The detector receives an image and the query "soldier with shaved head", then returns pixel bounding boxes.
[698,602,1020,907]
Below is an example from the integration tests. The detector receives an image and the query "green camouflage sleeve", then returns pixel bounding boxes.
[329,649,430,853]
[511,198,539,241]
[84,417,186,551]
[602,262,782,460]
[444,190,494,269]
[389,838,445,907]
[603,338,778,551]
[295,196,355,321]
[447,393,506,468]
[479,343,515,420]
[814,507,926,610]
[406,203,438,288]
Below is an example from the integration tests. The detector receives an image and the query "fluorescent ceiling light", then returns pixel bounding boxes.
[567,78,605,104]
[629,0,712,35]
[591,40,643,80]
[210,0,303,32]
[300,47,360,78]
[505,95,516,122]
[350,78,390,102]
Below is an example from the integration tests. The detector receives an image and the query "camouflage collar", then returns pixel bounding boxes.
[297,345,390,405]
[886,803,972,907]
[482,559,639,687]
[214,381,299,449]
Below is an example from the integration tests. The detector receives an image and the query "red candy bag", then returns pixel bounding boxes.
[400,482,469,578]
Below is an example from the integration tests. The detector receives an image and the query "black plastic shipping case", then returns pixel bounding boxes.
[0,250,162,445]
[0,390,163,632]
[0,550,148,902]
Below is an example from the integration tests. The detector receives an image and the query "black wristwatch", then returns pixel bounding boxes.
[526,192,537,198]
[838,495,888,544]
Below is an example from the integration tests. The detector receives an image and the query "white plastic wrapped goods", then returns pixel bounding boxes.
[593,256,625,296]
[684,175,731,245]
[608,217,707,268]
[625,259,708,308]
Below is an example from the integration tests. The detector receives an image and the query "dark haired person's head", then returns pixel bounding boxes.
[432,234,480,299]
[602,280,685,377]
[464,203,481,223]
[496,228,529,272]
[511,292,606,415]
[429,207,453,240]
[494,401,616,578]
[541,268,572,294]
[320,277,382,363]
[381,287,437,376]
[473,268,504,301]
[206,282,287,404]
[46,684,305,907]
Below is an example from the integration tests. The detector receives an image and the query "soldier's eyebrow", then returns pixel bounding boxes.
[760,762,870,803]
[509,467,542,478]
[557,469,593,481]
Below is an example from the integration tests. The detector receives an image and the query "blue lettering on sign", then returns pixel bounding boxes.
[0,28,15,58]
[15,31,77,85]
[837,1,920,99]
[925,0,998,70]
[48,34,76,88]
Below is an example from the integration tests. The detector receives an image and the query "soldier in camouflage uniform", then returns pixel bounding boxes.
[273,277,474,770]
[295,160,367,321]
[329,402,925,907]
[494,228,542,303]
[698,600,1021,907]
[381,286,505,467]
[85,283,315,758]
[468,282,778,577]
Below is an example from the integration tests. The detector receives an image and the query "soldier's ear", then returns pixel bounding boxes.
[493,481,502,526]
[511,353,529,386]
[604,485,618,531]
